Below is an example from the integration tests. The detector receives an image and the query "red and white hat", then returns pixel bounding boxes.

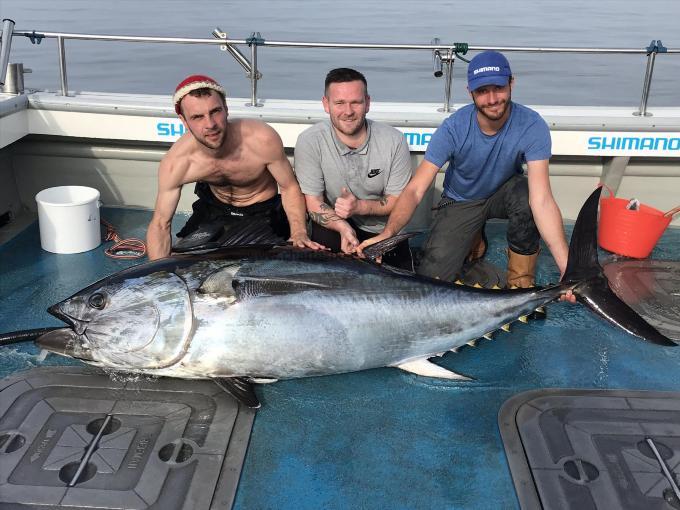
[173,74,226,115]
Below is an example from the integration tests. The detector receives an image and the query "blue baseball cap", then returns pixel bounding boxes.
[467,51,512,91]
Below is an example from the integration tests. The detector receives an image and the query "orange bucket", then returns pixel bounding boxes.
[598,190,679,258]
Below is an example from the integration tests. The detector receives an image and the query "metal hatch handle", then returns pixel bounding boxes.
[645,437,680,503]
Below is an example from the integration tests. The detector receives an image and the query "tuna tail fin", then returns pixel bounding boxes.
[562,187,676,346]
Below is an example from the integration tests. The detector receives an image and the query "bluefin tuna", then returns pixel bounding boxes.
[33,188,677,407]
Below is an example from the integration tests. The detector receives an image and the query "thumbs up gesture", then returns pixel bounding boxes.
[334,187,359,219]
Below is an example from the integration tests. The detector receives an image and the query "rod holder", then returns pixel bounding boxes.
[431,38,455,113]
[57,35,68,96]
[0,18,16,86]
[213,27,260,79]
[1,62,30,94]
[213,28,262,107]
[432,38,443,77]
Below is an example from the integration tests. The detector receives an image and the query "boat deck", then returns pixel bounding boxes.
[1,210,679,509]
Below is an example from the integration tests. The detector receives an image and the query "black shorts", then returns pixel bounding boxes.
[177,182,290,240]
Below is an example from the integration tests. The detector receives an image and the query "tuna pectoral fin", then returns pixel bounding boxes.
[212,377,261,409]
[396,359,472,381]
[576,278,677,346]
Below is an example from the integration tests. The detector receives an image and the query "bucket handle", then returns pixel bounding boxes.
[599,184,615,198]
[663,205,680,218]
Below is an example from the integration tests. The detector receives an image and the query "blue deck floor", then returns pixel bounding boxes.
[1,210,679,509]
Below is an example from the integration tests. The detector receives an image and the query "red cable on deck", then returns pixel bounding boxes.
[101,219,147,259]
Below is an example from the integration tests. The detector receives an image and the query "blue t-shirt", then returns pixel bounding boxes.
[424,102,551,201]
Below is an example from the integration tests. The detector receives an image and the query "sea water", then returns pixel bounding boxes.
[2,0,679,107]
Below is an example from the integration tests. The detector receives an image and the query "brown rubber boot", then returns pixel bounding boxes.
[506,248,539,288]
[466,227,488,263]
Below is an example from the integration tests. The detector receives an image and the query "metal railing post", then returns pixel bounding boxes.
[635,43,656,117]
[442,49,454,113]
[634,39,666,117]
[0,18,16,86]
[57,35,68,96]
[247,32,263,107]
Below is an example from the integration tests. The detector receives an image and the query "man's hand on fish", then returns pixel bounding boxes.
[355,232,389,259]
[560,289,577,303]
[339,226,360,254]
[289,231,328,250]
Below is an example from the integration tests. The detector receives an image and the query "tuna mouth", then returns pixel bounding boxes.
[48,304,89,335]
[35,328,95,362]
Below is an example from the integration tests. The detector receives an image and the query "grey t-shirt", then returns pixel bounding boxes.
[293,119,412,233]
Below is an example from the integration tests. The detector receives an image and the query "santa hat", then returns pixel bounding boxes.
[173,74,226,115]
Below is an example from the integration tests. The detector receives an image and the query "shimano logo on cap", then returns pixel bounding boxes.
[473,66,501,75]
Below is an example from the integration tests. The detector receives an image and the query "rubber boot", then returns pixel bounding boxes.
[506,248,539,288]
[466,227,488,263]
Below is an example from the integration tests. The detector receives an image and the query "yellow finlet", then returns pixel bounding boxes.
[500,323,511,332]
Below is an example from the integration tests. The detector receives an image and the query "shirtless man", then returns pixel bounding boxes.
[147,74,321,260]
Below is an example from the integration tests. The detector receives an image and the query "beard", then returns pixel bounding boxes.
[188,125,226,150]
[474,93,511,122]
[330,114,366,138]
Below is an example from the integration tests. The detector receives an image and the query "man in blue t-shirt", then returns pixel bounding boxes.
[357,50,572,291]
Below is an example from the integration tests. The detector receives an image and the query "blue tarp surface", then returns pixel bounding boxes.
[1,210,679,509]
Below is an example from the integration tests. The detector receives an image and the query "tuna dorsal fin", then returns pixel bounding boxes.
[362,233,416,261]
[212,377,261,408]
[395,358,472,381]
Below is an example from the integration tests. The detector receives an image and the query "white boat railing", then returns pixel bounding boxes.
[1,20,679,116]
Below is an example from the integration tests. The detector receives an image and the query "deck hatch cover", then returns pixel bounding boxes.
[0,367,256,509]
[499,389,680,509]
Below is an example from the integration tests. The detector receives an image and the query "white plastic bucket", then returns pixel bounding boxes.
[35,186,101,254]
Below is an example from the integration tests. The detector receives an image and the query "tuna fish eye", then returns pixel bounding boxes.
[88,293,106,310]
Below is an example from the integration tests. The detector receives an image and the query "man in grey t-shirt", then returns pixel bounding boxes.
[294,68,414,269]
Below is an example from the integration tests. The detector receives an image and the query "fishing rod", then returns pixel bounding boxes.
[0,327,62,347]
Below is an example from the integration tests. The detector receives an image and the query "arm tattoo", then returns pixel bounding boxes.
[309,202,342,226]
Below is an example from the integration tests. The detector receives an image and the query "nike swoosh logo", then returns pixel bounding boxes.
[367,169,381,178]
